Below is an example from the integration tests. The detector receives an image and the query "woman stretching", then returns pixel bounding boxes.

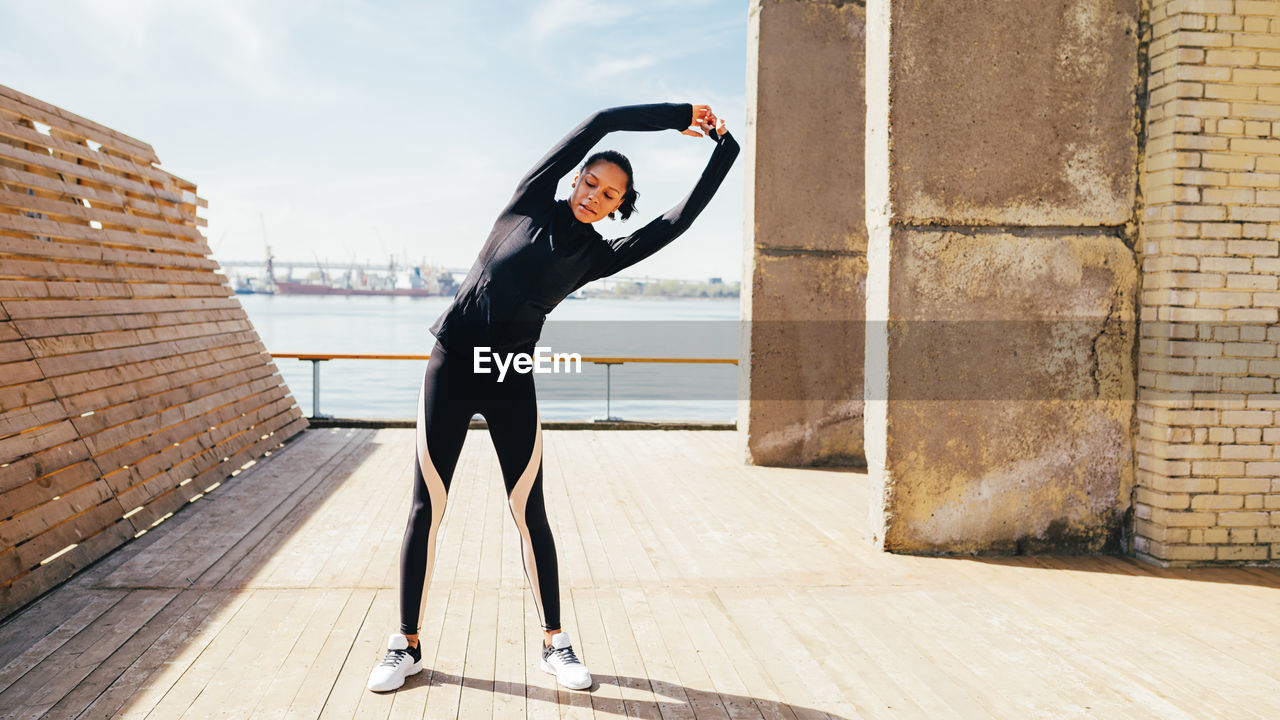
[367,102,739,693]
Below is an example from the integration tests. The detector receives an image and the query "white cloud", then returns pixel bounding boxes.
[527,0,639,44]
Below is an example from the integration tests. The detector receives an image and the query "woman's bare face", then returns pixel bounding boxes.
[569,160,628,223]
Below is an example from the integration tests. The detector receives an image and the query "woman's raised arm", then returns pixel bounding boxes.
[507,103,694,215]
[585,120,739,282]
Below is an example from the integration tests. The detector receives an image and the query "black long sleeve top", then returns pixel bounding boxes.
[429,102,740,353]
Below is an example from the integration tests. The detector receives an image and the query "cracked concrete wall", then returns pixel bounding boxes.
[741,0,867,466]
[863,0,1140,553]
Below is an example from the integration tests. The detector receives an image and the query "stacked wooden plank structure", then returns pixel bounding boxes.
[0,84,306,619]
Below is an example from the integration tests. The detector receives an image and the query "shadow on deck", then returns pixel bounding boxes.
[1,428,1277,719]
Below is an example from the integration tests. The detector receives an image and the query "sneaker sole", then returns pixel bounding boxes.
[367,660,423,693]
[540,658,592,690]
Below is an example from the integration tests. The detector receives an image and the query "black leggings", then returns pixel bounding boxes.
[399,341,559,635]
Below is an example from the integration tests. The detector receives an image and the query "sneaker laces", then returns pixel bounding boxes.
[379,648,410,667]
[548,643,581,665]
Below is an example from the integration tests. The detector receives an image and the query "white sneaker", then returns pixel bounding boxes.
[540,631,592,690]
[367,633,422,692]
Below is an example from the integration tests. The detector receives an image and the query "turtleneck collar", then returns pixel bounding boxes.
[554,198,602,240]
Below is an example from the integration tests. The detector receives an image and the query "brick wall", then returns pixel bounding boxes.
[1136,0,1280,565]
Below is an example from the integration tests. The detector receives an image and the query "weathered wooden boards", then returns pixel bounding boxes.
[0,83,306,620]
[2,428,1278,719]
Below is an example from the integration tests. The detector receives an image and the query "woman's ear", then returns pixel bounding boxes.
[570,173,579,188]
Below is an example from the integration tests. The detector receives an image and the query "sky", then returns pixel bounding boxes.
[0,0,748,281]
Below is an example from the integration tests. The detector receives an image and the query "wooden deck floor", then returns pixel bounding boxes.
[1,427,1278,720]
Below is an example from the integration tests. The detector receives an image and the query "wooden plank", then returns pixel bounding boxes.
[0,458,100,520]
[0,515,136,621]
[286,433,402,592]
[0,476,115,550]
[0,417,76,466]
[4,430,1280,717]
[0,164,179,221]
[186,408,307,492]
[0,377,57,425]
[0,141,176,203]
[0,278,232,302]
[0,85,158,162]
[2,294,237,321]
[112,428,358,592]
[455,519,500,720]
[12,307,246,342]
[0,336,32,363]
[0,232,218,272]
[35,327,262,385]
[276,588,375,720]
[0,399,64,439]
[617,586,697,720]
[43,587,206,720]
[104,589,256,720]
[184,589,321,719]
[1,338,264,439]
[65,340,275,443]
[493,586,529,719]
[21,317,244,366]
[249,588,355,717]
[0,213,208,259]
[0,255,227,286]
[0,433,90,495]
[132,588,277,719]
[70,360,278,440]
[569,587,629,718]
[647,587,734,720]
[48,368,280,469]
[53,341,265,423]
[0,188,207,241]
[0,358,43,390]
[91,378,291,482]
[1,497,132,588]
[332,587,400,718]
[889,582,1136,718]
[0,117,174,184]
[106,398,302,525]
[941,557,1233,720]
[673,592,769,720]
[594,588,663,720]
[310,431,411,590]
[0,590,176,718]
[0,589,123,691]
[1021,556,1280,705]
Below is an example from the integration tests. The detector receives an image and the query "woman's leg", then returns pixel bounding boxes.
[480,367,560,635]
[398,345,474,637]
[480,361,590,691]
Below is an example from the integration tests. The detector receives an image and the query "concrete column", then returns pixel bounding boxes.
[741,0,867,467]
[864,0,1140,553]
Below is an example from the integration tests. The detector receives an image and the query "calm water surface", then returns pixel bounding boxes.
[241,295,741,421]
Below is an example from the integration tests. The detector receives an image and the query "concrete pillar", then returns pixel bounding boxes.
[741,0,867,467]
[864,0,1140,553]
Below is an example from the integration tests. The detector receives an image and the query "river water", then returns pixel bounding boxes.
[240,294,742,421]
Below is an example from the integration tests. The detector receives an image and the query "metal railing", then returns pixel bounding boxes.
[270,352,738,421]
